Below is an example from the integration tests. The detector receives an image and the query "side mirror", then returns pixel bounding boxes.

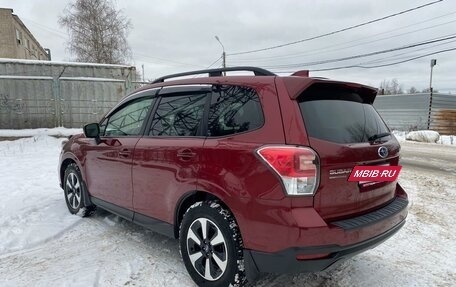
[83,123,101,144]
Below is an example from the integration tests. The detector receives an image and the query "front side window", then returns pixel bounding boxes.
[149,93,208,136]
[104,97,154,136]
[207,85,264,137]
[99,117,108,136]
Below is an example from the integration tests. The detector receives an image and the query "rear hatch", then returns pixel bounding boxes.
[297,83,400,221]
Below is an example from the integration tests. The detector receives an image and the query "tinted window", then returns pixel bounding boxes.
[99,117,108,136]
[149,93,207,136]
[104,97,154,136]
[207,85,264,137]
[299,86,389,144]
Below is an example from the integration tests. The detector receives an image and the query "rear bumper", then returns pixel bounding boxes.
[242,194,408,279]
[245,218,405,275]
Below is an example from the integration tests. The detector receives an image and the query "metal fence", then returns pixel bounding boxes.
[0,59,139,129]
[374,93,456,135]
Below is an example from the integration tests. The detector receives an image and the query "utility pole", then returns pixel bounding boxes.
[427,59,437,129]
[215,36,226,75]
[141,64,145,82]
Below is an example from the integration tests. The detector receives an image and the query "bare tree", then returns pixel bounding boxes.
[378,79,404,95]
[408,86,418,94]
[59,0,132,64]
[421,87,439,93]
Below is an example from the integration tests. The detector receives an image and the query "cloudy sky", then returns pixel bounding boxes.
[1,0,455,92]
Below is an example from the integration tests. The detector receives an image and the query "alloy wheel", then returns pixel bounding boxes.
[186,217,228,281]
[66,172,81,209]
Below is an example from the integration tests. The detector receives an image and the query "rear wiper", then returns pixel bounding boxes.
[368,132,391,142]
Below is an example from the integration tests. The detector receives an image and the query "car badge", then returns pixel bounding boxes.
[378,146,388,159]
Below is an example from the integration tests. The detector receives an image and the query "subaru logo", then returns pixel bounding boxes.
[378,146,388,159]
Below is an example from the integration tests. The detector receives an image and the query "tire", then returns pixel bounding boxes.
[179,201,247,287]
[63,163,95,217]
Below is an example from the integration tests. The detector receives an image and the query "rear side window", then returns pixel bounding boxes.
[207,85,264,137]
[149,93,207,136]
[298,86,389,144]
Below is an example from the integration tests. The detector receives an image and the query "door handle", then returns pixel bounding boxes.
[177,149,196,160]
[118,148,131,158]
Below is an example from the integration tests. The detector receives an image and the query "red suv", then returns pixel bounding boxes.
[59,67,408,286]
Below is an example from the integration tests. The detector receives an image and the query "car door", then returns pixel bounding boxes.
[84,94,156,214]
[132,86,210,224]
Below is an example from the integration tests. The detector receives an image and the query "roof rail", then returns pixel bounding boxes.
[151,66,276,84]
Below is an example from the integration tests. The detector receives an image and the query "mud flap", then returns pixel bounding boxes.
[81,180,94,207]
[244,250,260,282]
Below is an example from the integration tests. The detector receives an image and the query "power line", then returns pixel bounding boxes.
[276,37,456,69]
[187,58,224,78]
[133,52,205,68]
[189,57,222,78]
[134,57,201,68]
[232,10,456,62]
[229,0,445,56]
[358,39,456,65]
[19,18,208,69]
[262,34,456,69]
[21,17,68,39]
[298,47,456,72]
[206,56,222,69]
[357,47,456,69]
[231,14,456,63]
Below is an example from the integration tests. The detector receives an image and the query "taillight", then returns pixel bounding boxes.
[256,146,319,196]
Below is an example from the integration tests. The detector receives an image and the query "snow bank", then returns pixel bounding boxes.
[406,130,440,143]
[0,127,82,138]
[393,130,455,145]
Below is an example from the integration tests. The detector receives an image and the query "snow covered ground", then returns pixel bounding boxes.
[0,132,455,286]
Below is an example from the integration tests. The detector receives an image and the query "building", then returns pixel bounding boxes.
[0,8,50,60]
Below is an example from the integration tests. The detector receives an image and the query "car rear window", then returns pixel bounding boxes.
[298,85,389,144]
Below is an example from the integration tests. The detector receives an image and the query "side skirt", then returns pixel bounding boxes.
[90,196,175,238]
[91,196,134,220]
[133,213,175,238]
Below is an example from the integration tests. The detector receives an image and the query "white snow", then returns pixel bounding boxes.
[405,130,440,143]
[0,127,82,138]
[393,130,456,145]
[0,57,135,69]
[439,135,456,145]
[59,77,126,82]
[0,136,80,255]
[0,130,455,286]
[0,75,53,80]
[0,135,193,287]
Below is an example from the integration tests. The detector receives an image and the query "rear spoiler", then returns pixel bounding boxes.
[281,77,378,104]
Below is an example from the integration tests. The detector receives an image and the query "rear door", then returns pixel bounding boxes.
[297,84,400,220]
